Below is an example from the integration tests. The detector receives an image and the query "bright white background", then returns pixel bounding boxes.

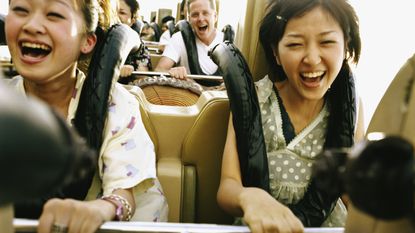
[0,0,7,15]
[2,0,415,130]
[139,0,178,22]
[349,0,415,129]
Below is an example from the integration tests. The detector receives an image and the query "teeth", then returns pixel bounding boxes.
[22,42,51,51]
[302,71,324,78]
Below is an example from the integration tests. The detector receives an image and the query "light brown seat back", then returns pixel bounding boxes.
[133,86,232,223]
[367,54,415,146]
[139,103,158,153]
[181,94,233,224]
[142,85,199,106]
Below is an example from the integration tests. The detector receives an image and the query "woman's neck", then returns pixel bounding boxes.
[23,70,77,119]
[276,82,325,134]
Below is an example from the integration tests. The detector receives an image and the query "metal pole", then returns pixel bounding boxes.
[131,71,223,81]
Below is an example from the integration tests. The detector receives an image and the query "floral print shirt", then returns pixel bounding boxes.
[7,71,168,221]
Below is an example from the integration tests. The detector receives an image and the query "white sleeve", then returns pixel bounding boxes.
[161,32,184,64]
[159,30,171,45]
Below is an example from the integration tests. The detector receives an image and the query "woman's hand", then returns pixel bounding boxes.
[240,188,304,233]
[168,66,188,80]
[37,198,115,233]
[120,65,135,78]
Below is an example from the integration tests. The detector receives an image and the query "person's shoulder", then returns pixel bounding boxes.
[170,30,184,42]
[110,83,141,113]
[159,30,171,45]
[2,76,26,97]
[163,32,185,55]
[255,75,274,103]
[255,75,273,87]
[3,75,24,90]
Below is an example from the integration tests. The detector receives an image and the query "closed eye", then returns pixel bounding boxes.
[321,40,336,45]
[48,12,65,19]
[286,43,302,48]
[12,6,29,15]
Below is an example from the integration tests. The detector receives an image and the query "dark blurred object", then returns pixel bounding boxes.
[312,148,349,202]
[0,14,5,45]
[222,24,235,43]
[0,80,96,206]
[345,136,414,219]
[314,135,415,220]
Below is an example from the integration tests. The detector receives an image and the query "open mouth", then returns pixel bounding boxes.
[198,25,208,32]
[300,71,325,85]
[20,42,51,59]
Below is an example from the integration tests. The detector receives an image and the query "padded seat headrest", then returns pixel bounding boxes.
[130,76,203,106]
[142,85,199,106]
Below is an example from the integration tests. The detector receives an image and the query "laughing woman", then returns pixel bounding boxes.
[5,0,167,232]
[217,0,365,232]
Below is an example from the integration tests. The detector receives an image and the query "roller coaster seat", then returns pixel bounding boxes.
[367,53,415,146]
[128,85,233,224]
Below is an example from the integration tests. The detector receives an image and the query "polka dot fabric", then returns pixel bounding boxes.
[255,76,347,227]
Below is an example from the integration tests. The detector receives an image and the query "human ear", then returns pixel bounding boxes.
[81,33,97,54]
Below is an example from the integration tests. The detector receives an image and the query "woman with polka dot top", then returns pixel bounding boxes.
[217,0,365,232]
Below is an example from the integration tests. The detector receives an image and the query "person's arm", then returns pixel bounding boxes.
[154,56,175,72]
[155,56,188,80]
[37,188,135,233]
[155,33,189,80]
[120,44,151,78]
[217,115,304,233]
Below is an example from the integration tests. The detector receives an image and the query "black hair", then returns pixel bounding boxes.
[121,0,140,20]
[161,15,175,24]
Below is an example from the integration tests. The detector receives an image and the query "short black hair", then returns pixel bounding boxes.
[161,15,175,24]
